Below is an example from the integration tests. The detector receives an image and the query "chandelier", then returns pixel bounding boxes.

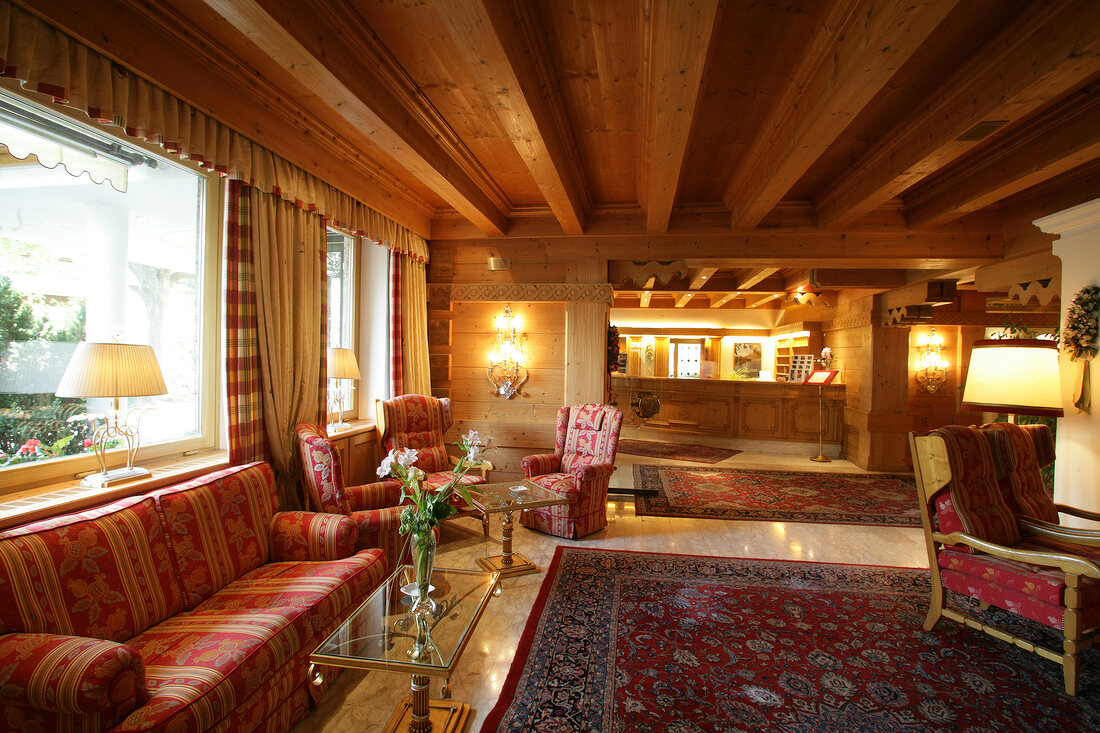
[488,306,528,398]
[915,327,949,393]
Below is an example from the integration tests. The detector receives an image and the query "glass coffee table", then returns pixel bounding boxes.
[469,479,569,578]
[310,565,500,733]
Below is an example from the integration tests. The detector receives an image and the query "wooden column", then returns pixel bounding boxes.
[565,301,609,406]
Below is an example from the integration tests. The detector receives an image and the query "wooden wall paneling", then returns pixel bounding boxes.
[739,395,784,438]
[347,429,379,486]
[565,301,610,405]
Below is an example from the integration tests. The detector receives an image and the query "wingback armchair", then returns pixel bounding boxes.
[910,424,1100,694]
[520,403,623,539]
[376,394,491,534]
[296,424,407,568]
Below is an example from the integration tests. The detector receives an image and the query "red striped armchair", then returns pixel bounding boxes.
[520,403,623,539]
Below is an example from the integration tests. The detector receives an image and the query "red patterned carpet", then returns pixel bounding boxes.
[633,465,921,526]
[481,548,1100,733]
[616,438,741,464]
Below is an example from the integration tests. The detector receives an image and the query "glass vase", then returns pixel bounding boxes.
[410,530,437,616]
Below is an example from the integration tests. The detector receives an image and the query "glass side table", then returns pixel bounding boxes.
[310,565,501,733]
[468,479,569,577]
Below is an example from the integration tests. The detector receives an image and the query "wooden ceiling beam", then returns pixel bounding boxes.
[640,0,721,233]
[736,268,780,290]
[16,0,435,237]
[905,86,1100,229]
[810,269,908,289]
[689,267,719,290]
[543,232,1001,268]
[878,280,958,313]
[816,1,1100,228]
[710,293,739,309]
[202,0,511,236]
[639,291,652,308]
[674,293,695,308]
[748,294,782,309]
[434,0,588,235]
[722,0,956,229]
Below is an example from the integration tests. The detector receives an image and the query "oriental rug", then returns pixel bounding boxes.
[480,548,1100,733]
[633,465,921,526]
[616,438,741,464]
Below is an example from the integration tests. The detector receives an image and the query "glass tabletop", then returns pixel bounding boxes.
[310,565,499,677]
[469,479,569,513]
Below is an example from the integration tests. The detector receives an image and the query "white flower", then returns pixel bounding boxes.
[408,466,426,482]
[396,447,419,468]
[462,429,483,446]
[377,450,397,478]
[467,442,484,462]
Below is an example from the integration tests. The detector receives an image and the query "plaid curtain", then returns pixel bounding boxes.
[225,179,269,465]
[390,249,404,396]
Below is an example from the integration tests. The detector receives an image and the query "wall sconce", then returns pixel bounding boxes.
[488,306,527,399]
[915,327,949,393]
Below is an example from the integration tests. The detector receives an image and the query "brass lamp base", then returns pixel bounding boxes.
[810,453,832,463]
[79,466,151,488]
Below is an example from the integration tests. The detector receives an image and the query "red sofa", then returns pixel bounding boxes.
[0,461,390,732]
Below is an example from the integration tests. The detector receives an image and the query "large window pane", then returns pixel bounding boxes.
[327,229,355,350]
[0,92,205,473]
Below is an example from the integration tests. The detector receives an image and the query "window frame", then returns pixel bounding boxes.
[326,227,360,423]
[0,87,224,494]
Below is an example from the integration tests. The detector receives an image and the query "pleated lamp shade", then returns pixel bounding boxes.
[327,348,360,380]
[55,342,167,399]
[961,339,1064,418]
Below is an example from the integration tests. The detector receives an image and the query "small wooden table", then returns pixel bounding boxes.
[468,479,569,578]
[310,565,500,733]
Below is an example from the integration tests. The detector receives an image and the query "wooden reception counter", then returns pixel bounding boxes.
[610,375,844,444]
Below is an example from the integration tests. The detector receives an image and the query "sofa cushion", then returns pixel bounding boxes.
[0,495,183,641]
[938,547,1100,630]
[150,462,279,609]
[931,425,1021,551]
[193,548,389,635]
[118,606,312,732]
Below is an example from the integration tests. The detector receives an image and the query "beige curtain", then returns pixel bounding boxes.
[400,256,432,396]
[0,0,429,262]
[249,187,326,508]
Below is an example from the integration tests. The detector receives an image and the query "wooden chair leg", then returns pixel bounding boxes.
[1064,649,1079,696]
[924,577,944,631]
[481,511,490,537]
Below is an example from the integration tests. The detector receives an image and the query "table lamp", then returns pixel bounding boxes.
[55,342,168,487]
[961,339,1064,419]
[328,347,360,429]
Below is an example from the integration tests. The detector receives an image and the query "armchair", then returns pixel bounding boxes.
[296,424,407,567]
[376,394,491,534]
[910,424,1100,694]
[982,421,1100,529]
[520,403,622,539]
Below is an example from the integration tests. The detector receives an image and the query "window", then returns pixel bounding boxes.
[0,89,218,489]
[326,229,356,350]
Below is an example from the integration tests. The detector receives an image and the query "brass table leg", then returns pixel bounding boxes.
[477,509,541,577]
[500,510,515,568]
[410,674,432,733]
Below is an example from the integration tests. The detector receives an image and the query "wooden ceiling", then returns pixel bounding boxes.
[19,0,1100,306]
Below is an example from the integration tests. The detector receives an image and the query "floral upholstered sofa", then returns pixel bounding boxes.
[0,461,390,733]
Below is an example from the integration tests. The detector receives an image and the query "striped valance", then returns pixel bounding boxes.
[0,0,428,261]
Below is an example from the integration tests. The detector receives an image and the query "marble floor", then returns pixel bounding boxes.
[292,449,928,733]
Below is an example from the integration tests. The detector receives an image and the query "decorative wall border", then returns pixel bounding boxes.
[823,312,873,332]
[431,283,614,304]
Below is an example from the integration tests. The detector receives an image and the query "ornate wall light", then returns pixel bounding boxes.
[915,327,949,393]
[488,306,528,398]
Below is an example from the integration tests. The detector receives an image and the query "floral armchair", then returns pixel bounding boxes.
[910,424,1100,694]
[520,403,622,539]
[376,394,491,534]
[296,424,407,567]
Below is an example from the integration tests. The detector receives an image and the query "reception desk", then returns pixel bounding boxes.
[610,375,844,444]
